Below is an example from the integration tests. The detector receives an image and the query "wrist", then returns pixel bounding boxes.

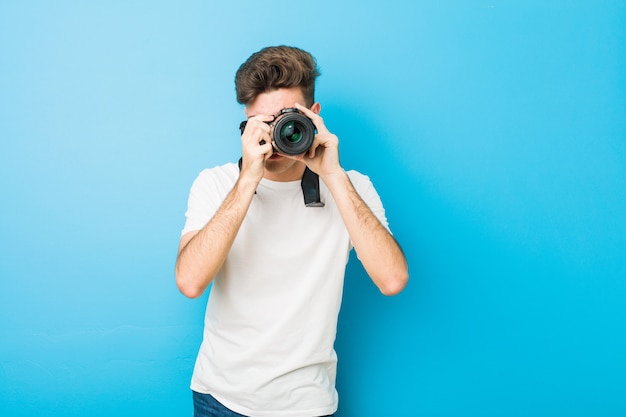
[320,169,348,189]
[235,173,261,196]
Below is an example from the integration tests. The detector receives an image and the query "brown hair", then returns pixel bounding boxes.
[235,45,320,106]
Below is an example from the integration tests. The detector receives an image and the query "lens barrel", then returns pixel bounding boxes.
[272,109,316,155]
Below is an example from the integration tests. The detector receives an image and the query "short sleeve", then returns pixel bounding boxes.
[346,170,391,233]
[180,163,239,236]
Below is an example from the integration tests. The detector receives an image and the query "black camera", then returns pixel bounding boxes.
[239,108,317,155]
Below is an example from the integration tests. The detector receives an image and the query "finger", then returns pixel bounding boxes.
[294,102,318,120]
[241,114,274,140]
[294,103,328,133]
[254,133,273,153]
[261,142,275,159]
[242,122,271,151]
[248,113,276,123]
[242,118,271,136]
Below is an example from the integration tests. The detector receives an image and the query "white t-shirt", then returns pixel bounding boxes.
[181,162,389,417]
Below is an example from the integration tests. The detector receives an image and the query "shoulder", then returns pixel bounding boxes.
[345,169,374,192]
[346,169,370,184]
[344,169,385,209]
[193,162,239,187]
[197,162,239,180]
[183,162,239,229]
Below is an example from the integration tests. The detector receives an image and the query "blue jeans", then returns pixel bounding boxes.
[192,391,335,417]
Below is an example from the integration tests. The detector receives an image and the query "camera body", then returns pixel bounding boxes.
[239,108,317,155]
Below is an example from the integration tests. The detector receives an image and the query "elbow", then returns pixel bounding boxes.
[175,268,207,299]
[379,270,409,296]
[178,283,205,299]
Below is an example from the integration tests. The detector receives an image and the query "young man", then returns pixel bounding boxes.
[176,45,408,417]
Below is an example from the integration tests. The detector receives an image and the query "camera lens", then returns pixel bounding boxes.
[280,121,302,143]
[272,109,316,155]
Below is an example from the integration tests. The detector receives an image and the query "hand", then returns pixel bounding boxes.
[239,114,275,184]
[293,103,343,180]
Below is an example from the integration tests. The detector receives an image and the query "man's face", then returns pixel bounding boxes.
[244,88,320,181]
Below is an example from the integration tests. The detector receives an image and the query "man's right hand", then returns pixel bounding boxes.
[239,114,275,184]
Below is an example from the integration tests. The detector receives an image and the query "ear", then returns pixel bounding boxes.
[310,102,321,115]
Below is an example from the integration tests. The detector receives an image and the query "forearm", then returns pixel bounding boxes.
[323,171,408,295]
[175,177,257,298]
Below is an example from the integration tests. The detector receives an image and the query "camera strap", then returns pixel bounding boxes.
[238,157,324,207]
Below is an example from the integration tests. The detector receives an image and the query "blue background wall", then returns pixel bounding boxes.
[1,1,624,416]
